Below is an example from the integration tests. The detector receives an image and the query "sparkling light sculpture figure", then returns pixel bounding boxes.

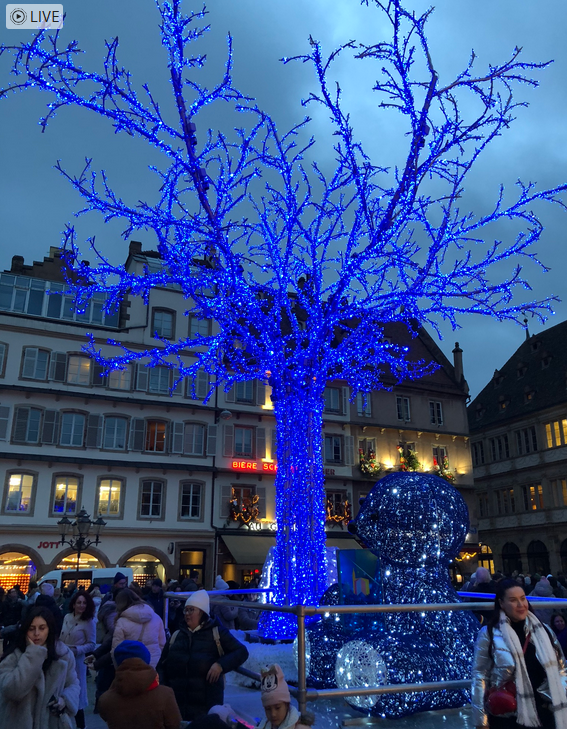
[2,2,566,637]
[307,471,480,717]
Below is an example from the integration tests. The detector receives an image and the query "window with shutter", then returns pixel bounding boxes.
[13,407,41,443]
[342,387,349,416]
[429,400,443,425]
[92,363,108,387]
[135,364,149,391]
[49,352,68,382]
[170,422,184,454]
[196,370,209,399]
[323,387,341,413]
[42,410,61,445]
[129,418,145,451]
[96,478,123,517]
[234,426,254,457]
[0,343,6,376]
[206,424,218,456]
[108,366,132,391]
[235,381,254,404]
[4,473,35,514]
[344,435,355,466]
[271,429,278,461]
[59,412,86,446]
[149,367,170,394]
[324,435,342,463]
[139,480,164,518]
[224,385,235,403]
[22,347,49,380]
[67,355,92,385]
[183,423,205,456]
[52,475,80,515]
[145,420,167,452]
[220,484,232,518]
[85,414,103,448]
[257,381,266,408]
[179,482,203,520]
[152,309,175,339]
[256,427,266,459]
[396,395,411,421]
[102,417,127,450]
[0,406,9,440]
[223,424,234,457]
[356,392,372,417]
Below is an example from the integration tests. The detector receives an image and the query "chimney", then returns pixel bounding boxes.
[11,255,25,273]
[129,240,142,255]
[453,341,464,383]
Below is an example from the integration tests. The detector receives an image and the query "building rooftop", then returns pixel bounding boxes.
[468,319,567,432]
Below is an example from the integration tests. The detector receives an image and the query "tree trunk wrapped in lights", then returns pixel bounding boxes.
[2,0,566,638]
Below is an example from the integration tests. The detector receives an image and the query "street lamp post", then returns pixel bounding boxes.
[57,508,106,580]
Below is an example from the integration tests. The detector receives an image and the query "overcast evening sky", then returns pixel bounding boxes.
[1,0,566,399]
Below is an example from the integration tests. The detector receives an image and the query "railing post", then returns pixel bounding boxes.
[296,605,307,715]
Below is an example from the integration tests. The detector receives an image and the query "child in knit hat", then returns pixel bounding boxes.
[257,664,314,729]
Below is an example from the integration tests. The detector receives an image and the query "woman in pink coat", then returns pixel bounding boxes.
[111,588,166,668]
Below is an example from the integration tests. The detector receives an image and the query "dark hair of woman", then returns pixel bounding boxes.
[115,587,143,617]
[15,607,59,670]
[69,589,96,621]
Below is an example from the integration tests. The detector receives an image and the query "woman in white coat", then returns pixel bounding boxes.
[0,606,80,729]
[111,588,166,668]
[59,592,96,729]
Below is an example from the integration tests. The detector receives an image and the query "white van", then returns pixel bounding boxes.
[39,567,134,590]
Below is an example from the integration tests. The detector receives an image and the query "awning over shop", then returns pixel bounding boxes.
[222,535,276,565]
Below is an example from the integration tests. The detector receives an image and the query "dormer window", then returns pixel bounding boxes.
[524,389,535,404]
[541,354,552,369]
[475,404,486,420]
[517,363,527,379]
[498,396,509,412]
[530,340,541,353]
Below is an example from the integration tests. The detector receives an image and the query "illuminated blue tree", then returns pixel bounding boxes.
[2,1,566,637]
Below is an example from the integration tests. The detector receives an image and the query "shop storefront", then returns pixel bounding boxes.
[0,551,37,592]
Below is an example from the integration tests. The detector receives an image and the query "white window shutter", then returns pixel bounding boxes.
[257,381,266,407]
[13,407,30,442]
[170,421,184,454]
[365,394,372,417]
[86,414,103,448]
[344,435,355,466]
[41,410,60,444]
[129,418,145,451]
[342,387,349,416]
[49,352,67,382]
[220,484,233,519]
[136,364,149,391]
[225,385,235,403]
[206,424,218,456]
[256,486,266,519]
[196,370,209,400]
[223,424,234,457]
[0,406,10,440]
[256,427,266,459]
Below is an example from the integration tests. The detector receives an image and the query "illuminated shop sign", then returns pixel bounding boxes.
[231,460,277,472]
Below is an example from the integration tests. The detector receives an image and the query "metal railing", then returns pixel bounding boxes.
[164,591,567,715]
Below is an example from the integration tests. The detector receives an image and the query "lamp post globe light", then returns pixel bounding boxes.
[57,508,106,578]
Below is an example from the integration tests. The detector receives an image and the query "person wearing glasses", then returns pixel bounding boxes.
[157,589,249,722]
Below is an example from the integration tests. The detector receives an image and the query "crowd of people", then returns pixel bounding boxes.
[0,572,313,729]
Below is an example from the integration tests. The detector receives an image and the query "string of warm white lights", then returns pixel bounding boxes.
[2,0,565,639]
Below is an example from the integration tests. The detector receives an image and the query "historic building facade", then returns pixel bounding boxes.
[468,320,567,576]
[0,243,475,591]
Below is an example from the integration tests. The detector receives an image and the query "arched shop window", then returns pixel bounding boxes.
[502,542,522,575]
[478,544,494,574]
[527,540,550,576]
[0,551,37,592]
[126,554,165,586]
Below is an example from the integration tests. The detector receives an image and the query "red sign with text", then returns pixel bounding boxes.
[232,461,277,472]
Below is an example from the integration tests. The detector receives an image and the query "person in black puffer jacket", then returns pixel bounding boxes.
[157,590,248,721]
